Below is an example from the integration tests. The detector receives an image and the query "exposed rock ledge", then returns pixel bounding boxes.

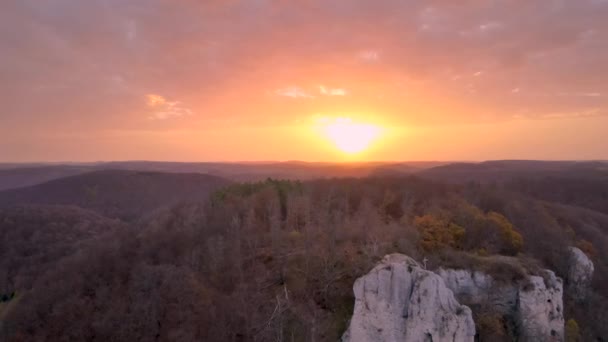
[342,254,476,342]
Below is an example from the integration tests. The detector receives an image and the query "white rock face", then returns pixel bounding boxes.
[567,247,594,300]
[342,254,475,342]
[439,268,564,342]
[518,271,564,341]
[438,269,493,304]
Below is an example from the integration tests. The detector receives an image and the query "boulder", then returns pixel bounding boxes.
[342,254,476,342]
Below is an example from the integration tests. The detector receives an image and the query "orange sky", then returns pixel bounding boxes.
[1,1,608,162]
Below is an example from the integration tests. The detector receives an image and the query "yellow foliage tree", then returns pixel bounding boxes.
[565,319,581,342]
[415,215,465,252]
[487,212,524,255]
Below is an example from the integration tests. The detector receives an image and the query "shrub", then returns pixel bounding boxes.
[566,319,581,342]
[476,312,506,340]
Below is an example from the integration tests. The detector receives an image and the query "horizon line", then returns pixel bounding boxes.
[1,159,607,165]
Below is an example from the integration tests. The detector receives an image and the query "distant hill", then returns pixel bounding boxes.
[0,170,231,221]
[6,160,606,190]
[417,160,608,183]
[0,165,92,191]
[0,161,447,190]
[98,161,438,181]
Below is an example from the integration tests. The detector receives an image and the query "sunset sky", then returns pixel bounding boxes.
[2,0,608,162]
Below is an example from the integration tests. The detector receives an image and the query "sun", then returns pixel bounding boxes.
[322,118,381,154]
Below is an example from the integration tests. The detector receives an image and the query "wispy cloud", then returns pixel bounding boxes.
[582,92,602,97]
[555,92,603,97]
[125,20,137,41]
[146,94,166,106]
[275,87,314,98]
[3,0,608,132]
[357,50,380,62]
[319,85,348,96]
[542,108,602,119]
[146,94,193,120]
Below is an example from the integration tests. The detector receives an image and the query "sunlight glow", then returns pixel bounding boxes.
[322,118,381,154]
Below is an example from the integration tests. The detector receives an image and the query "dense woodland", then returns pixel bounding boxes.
[0,164,608,341]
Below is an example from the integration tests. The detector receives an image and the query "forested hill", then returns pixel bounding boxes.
[418,160,608,183]
[0,170,231,221]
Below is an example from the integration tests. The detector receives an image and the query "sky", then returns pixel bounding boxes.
[1,0,608,162]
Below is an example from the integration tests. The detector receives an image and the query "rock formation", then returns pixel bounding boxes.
[517,271,564,341]
[342,254,476,342]
[439,268,564,341]
[567,247,594,300]
[438,269,493,305]
[343,254,567,341]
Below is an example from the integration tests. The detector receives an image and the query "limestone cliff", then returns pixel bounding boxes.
[439,268,564,341]
[342,254,476,342]
[567,247,594,301]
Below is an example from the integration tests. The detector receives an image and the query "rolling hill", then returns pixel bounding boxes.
[417,160,608,183]
[0,165,92,191]
[0,161,445,191]
[0,170,231,221]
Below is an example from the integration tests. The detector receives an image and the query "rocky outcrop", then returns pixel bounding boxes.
[439,268,564,341]
[567,247,594,300]
[518,271,564,341]
[343,254,566,341]
[438,269,493,305]
[342,254,476,342]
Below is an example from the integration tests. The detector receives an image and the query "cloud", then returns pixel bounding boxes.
[357,50,380,62]
[556,92,603,97]
[275,87,314,98]
[125,20,137,41]
[146,94,167,107]
[146,94,193,120]
[319,85,348,96]
[2,0,608,132]
[275,85,348,98]
[541,108,602,119]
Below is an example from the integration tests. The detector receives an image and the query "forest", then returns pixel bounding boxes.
[0,165,607,341]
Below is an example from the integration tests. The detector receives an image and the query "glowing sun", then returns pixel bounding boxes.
[323,118,381,154]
